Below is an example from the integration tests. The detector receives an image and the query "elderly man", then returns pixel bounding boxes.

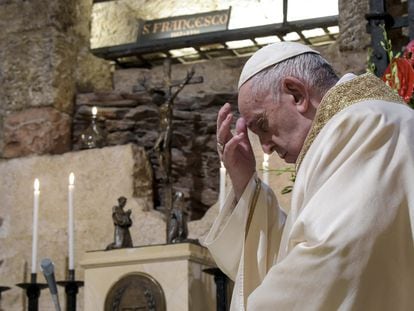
[203,42,414,310]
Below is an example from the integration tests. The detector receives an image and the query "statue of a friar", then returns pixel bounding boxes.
[106,196,133,250]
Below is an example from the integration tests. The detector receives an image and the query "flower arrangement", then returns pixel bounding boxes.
[375,26,414,108]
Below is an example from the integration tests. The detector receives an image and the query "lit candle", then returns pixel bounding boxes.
[219,161,226,210]
[262,154,270,185]
[31,178,40,274]
[91,106,97,118]
[68,173,75,270]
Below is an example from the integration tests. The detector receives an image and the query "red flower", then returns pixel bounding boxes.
[382,57,414,102]
[403,40,414,67]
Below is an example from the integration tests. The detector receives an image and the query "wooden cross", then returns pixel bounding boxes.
[136,58,203,243]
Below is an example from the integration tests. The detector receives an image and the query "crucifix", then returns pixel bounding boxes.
[147,58,203,243]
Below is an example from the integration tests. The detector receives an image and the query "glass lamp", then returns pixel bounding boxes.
[80,106,105,149]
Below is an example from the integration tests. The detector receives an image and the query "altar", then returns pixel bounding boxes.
[81,242,216,310]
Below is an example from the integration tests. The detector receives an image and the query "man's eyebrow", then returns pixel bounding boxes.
[247,112,264,129]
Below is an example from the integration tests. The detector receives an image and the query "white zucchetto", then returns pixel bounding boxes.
[238,42,320,89]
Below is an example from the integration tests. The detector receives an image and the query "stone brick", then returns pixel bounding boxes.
[75,47,114,92]
[113,58,245,97]
[338,0,370,51]
[124,104,159,119]
[0,27,76,113]
[90,1,141,49]
[3,107,71,158]
[0,0,77,35]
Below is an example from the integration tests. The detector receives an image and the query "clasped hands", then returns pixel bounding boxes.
[216,103,256,200]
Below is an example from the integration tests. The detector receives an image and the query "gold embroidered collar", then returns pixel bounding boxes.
[295,73,404,172]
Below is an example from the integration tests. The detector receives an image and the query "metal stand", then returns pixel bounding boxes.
[0,286,11,311]
[0,286,10,297]
[16,273,48,311]
[57,270,84,311]
[203,268,228,311]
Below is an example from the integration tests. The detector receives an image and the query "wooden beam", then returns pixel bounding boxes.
[91,15,338,60]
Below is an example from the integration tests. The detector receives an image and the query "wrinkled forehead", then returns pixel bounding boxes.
[238,81,265,120]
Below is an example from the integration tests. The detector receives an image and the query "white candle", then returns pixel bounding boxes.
[262,154,270,185]
[219,161,226,210]
[91,106,97,118]
[31,179,40,274]
[68,173,75,270]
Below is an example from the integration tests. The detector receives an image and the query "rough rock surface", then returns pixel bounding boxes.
[73,90,238,220]
[338,0,370,51]
[0,0,113,157]
[3,107,71,158]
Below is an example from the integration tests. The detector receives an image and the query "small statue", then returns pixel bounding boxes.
[106,196,133,250]
[153,98,172,182]
[167,192,188,244]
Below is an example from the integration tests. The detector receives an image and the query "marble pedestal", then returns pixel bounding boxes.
[80,243,216,311]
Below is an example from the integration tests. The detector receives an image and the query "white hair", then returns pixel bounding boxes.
[249,52,339,100]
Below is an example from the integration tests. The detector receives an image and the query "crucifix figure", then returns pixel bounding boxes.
[149,58,202,243]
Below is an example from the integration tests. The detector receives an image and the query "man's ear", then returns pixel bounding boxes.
[282,77,309,114]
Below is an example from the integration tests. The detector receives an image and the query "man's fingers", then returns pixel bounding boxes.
[217,103,233,145]
[223,132,247,157]
[217,103,231,133]
[235,117,248,136]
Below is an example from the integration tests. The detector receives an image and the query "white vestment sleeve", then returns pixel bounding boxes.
[247,101,414,311]
[204,173,286,310]
[203,175,258,280]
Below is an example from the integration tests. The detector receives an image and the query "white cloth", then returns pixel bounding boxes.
[203,76,414,310]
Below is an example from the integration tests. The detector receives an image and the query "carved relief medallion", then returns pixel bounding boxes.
[104,273,166,311]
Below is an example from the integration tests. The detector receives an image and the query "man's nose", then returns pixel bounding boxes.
[261,141,273,154]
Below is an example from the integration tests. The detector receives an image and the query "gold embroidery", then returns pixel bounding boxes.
[295,73,404,172]
[245,176,262,240]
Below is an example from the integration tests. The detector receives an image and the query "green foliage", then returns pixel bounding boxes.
[366,47,376,74]
[271,166,296,195]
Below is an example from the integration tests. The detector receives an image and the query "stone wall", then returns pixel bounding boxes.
[73,71,239,219]
[0,0,113,159]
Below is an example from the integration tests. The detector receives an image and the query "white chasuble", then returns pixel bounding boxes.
[204,73,414,310]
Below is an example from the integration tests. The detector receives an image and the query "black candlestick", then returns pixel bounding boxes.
[16,273,48,311]
[0,286,10,297]
[203,267,229,311]
[57,269,84,311]
[0,286,10,311]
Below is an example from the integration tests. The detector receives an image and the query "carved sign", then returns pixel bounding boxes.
[138,8,231,41]
[105,273,166,311]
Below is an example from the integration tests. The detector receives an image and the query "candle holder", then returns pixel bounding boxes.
[16,273,48,311]
[0,286,10,311]
[57,269,84,311]
[203,267,229,311]
[0,286,10,296]
[0,286,11,311]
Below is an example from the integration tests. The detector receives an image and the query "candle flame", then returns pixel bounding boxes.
[34,178,40,191]
[69,172,75,185]
[92,106,98,117]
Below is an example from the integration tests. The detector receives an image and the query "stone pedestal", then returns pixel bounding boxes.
[80,243,216,311]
